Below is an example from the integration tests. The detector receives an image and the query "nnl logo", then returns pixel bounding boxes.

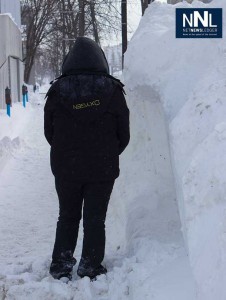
[183,11,216,28]
[176,8,222,39]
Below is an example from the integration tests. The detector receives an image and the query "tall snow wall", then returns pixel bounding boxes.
[123,0,226,299]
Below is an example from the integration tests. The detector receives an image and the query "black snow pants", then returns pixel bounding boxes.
[51,178,115,274]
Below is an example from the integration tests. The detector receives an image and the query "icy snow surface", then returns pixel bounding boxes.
[124,0,226,299]
[0,95,196,298]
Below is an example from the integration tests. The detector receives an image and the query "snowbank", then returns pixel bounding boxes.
[0,97,34,173]
[123,0,226,299]
[0,103,33,140]
[0,136,24,172]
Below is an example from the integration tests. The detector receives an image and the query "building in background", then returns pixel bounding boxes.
[0,0,21,27]
[0,0,23,109]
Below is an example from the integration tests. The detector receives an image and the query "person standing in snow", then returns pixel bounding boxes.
[44,37,130,281]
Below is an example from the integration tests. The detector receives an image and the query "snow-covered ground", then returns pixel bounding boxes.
[0,87,196,299]
[0,101,33,175]
[124,0,226,299]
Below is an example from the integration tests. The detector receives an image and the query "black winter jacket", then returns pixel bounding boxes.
[44,37,130,182]
[44,75,130,182]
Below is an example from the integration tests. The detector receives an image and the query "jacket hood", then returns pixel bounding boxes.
[62,37,110,75]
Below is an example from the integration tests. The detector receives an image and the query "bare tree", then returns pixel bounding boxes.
[89,0,100,44]
[121,0,127,69]
[21,0,58,83]
[22,0,122,81]
[141,0,155,16]
[50,0,121,75]
[79,0,86,36]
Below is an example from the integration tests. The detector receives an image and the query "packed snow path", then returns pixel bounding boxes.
[0,94,196,299]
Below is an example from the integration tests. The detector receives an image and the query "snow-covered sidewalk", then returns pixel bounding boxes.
[0,94,196,299]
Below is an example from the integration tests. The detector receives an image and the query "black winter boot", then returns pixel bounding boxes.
[77,258,107,280]
[49,251,77,280]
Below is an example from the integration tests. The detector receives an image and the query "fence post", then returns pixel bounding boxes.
[26,86,28,102]
[22,84,26,107]
[5,87,11,117]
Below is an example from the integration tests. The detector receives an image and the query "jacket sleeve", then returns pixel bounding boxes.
[112,86,130,155]
[44,89,57,146]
